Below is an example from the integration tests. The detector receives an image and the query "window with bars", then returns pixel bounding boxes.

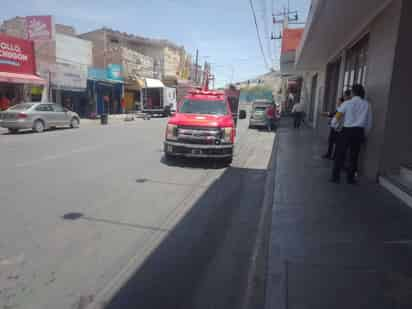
[343,35,369,91]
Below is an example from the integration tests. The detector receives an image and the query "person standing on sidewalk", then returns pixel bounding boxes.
[321,90,352,159]
[331,84,372,184]
[266,104,275,131]
[291,101,305,128]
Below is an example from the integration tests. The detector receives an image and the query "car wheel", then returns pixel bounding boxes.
[33,120,45,133]
[8,128,19,134]
[70,117,80,128]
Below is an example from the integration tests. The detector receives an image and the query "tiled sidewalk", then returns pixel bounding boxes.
[266,119,412,309]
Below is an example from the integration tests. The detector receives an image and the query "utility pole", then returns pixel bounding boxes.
[194,49,199,85]
[103,28,107,68]
[271,4,302,41]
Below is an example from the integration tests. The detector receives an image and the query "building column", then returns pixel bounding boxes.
[337,50,346,96]
[380,0,412,173]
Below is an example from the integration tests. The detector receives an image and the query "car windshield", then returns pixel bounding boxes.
[8,103,34,111]
[179,99,228,115]
[254,106,268,112]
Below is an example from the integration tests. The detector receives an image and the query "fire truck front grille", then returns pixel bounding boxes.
[177,126,222,145]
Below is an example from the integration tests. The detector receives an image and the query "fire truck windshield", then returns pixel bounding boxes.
[180,99,228,115]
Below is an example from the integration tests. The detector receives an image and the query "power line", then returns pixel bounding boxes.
[259,0,273,64]
[249,0,270,70]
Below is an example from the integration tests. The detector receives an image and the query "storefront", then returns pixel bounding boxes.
[50,62,88,116]
[88,66,124,117]
[0,33,46,109]
[124,80,144,112]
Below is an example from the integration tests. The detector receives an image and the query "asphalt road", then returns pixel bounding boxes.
[0,116,275,309]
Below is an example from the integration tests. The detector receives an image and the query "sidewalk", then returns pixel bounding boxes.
[266,119,412,309]
[80,114,145,126]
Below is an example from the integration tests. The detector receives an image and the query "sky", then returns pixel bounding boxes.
[2,0,310,88]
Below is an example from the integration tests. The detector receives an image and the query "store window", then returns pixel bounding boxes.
[31,86,43,102]
[344,35,369,91]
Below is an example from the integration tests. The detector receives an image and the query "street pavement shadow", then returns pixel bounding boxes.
[102,141,276,309]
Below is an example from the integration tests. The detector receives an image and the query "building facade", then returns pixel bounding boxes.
[79,28,186,81]
[296,0,412,198]
[50,33,92,116]
[0,16,92,116]
[0,32,46,107]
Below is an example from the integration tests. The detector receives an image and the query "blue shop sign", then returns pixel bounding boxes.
[88,65,124,82]
[107,64,123,81]
[88,68,107,80]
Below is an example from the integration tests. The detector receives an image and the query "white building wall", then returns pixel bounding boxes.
[53,33,92,90]
[56,33,92,66]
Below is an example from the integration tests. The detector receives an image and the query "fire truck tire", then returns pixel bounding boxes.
[164,153,174,162]
[224,157,233,166]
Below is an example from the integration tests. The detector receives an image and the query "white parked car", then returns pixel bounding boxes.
[0,102,80,133]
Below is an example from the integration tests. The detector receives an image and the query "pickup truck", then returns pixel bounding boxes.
[164,89,235,165]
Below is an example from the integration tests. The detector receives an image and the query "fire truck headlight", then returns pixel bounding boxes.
[166,124,178,140]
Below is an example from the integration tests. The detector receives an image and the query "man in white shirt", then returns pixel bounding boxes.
[331,84,372,184]
[291,101,305,128]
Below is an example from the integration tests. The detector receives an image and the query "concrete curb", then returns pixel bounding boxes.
[242,133,279,309]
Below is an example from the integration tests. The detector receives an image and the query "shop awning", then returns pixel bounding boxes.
[0,72,46,85]
[145,78,164,88]
[125,79,145,90]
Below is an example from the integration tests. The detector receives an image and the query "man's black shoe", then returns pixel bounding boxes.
[322,154,331,159]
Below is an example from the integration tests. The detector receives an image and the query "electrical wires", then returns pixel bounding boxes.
[249,0,270,70]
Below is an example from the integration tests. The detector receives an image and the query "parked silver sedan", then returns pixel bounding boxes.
[249,100,272,129]
[0,102,80,133]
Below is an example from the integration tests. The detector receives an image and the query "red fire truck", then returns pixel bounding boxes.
[164,72,240,164]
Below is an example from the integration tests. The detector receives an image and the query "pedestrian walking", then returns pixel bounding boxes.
[321,90,352,159]
[331,84,372,184]
[266,104,275,131]
[64,97,73,111]
[291,101,305,128]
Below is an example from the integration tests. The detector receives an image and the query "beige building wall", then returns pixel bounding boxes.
[163,46,181,78]
[121,47,154,79]
[80,29,181,80]
[55,24,76,36]
[79,30,106,68]
[0,17,27,38]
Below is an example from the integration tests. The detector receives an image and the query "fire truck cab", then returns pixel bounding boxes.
[164,89,235,164]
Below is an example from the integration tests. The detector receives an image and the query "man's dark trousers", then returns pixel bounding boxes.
[293,112,303,128]
[332,127,364,182]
